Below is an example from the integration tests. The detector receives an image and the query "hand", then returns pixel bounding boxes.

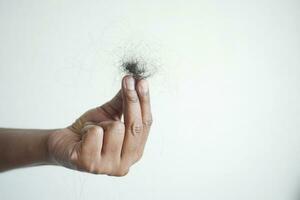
[47,76,153,176]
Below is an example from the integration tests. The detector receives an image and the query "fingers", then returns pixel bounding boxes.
[98,121,127,175]
[136,79,153,153]
[71,124,104,173]
[70,76,152,176]
[99,121,125,159]
[73,122,129,176]
[122,76,143,132]
[81,125,103,158]
[121,76,143,164]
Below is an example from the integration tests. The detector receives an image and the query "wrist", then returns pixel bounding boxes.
[26,129,56,166]
[46,128,79,168]
[42,130,52,165]
[45,129,61,166]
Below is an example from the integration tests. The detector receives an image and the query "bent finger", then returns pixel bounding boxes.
[99,121,125,159]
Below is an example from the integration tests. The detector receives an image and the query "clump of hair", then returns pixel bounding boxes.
[120,57,155,80]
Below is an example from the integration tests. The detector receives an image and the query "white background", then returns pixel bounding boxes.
[0,0,300,199]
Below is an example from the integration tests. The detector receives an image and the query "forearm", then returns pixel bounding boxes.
[0,128,55,172]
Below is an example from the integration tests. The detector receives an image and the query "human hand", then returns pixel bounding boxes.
[47,76,153,176]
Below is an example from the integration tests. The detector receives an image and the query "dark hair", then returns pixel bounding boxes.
[121,57,155,79]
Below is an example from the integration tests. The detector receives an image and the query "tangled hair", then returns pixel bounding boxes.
[120,57,156,80]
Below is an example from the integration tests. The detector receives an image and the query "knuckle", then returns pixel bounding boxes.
[100,158,122,175]
[102,163,114,175]
[110,121,125,133]
[112,167,129,177]
[143,117,153,128]
[88,125,103,134]
[117,170,129,177]
[131,123,143,136]
[140,91,150,100]
[126,91,138,103]
[105,162,124,176]
[132,151,142,163]
[82,160,97,173]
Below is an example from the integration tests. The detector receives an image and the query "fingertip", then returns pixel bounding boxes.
[122,75,135,91]
[122,75,133,81]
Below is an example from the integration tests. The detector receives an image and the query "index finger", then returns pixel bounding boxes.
[121,76,143,163]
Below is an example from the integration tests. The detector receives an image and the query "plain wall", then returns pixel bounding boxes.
[0,0,300,199]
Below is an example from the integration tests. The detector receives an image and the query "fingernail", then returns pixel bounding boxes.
[126,76,135,90]
[139,80,148,95]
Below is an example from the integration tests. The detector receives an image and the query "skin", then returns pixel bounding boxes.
[0,75,153,176]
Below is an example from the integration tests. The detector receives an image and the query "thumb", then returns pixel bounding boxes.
[69,90,123,134]
[99,90,123,120]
